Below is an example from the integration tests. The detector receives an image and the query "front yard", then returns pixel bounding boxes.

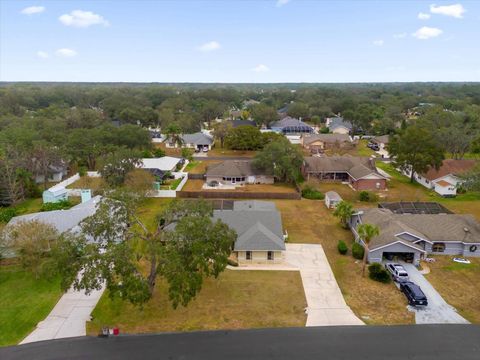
[0,263,63,346]
[274,199,415,325]
[425,257,480,323]
[87,270,306,335]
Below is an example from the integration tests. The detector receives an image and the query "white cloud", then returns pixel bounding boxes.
[55,48,77,57]
[36,51,49,59]
[21,6,45,15]
[276,0,290,7]
[59,10,109,28]
[418,12,431,20]
[197,41,221,52]
[430,3,466,18]
[252,64,270,72]
[373,40,384,46]
[393,32,407,39]
[412,26,443,39]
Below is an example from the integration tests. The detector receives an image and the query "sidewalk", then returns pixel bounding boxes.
[20,283,105,344]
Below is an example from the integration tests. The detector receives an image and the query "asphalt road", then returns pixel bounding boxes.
[2,325,479,360]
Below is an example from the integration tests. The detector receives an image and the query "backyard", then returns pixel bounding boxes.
[0,263,63,346]
[274,199,415,325]
[182,179,297,193]
[425,257,480,323]
[66,176,106,191]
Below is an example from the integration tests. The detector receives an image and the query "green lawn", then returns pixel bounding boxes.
[184,160,201,172]
[87,270,306,335]
[14,198,43,215]
[0,264,63,346]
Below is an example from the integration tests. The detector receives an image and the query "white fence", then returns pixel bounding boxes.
[148,173,188,198]
[46,172,100,199]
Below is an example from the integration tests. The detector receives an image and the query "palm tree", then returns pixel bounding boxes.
[333,201,354,229]
[165,123,184,148]
[357,223,380,276]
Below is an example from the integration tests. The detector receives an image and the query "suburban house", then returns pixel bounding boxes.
[227,119,257,128]
[349,207,480,266]
[302,134,354,153]
[402,159,477,197]
[302,156,387,191]
[213,201,286,265]
[270,117,314,134]
[325,117,353,134]
[165,132,214,151]
[8,195,102,235]
[205,160,274,186]
[371,135,389,150]
[34,164,68,184]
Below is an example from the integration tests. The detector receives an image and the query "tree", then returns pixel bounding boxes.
[124,169,155,196]
[100,149,142,187]
[252,137,304,183]
[333,201,354,229]
[224,125,264,151]
[357,223,380,276]
[164,123,183,147]
[51,197,236,307]
[461,164,480,191]
[1,220,59,278]
[212,121,233,148]
[287,102,309,119]
[29,143,64,190]
[388,126,444,182]
[0,147,28,206]
[250,103,278,126]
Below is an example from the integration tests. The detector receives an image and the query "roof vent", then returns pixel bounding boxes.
[464,227,470,232]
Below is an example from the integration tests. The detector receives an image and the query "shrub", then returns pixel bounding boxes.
[227,258,239,267]
[302,186,325,200]
[153,148,165,158]
[359,191,378,202]
[337,240,348,255]
[40,200,72,212]
[181,148,193,161]
[352,242,365,260]
[0,207,17,223]
[78,166,87,177]
[320,127,330,134]
[456,186,466,194]
[142,150,153,158]
[368,263,391,283]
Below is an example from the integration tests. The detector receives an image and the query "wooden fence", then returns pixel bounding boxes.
[178,191,301,200]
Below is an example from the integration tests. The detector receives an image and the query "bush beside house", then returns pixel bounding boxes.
[352,242,365,260]
[337,240,348,255]
[368,263,391,283]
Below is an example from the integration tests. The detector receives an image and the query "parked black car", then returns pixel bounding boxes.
[400,282,428,306]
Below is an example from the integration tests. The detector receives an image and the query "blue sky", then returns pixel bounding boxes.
[1,0,479,82]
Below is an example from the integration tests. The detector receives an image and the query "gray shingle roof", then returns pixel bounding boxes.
[303,134,351,145]
[328,117,352,130]
[213,201,285,251]
[233,200,277,211]
[8,196,102,234]
[304,156,385,180]
[206,160,269,177]
[271,117,313,131]
[180,132,213,146]
[357,208,480,250]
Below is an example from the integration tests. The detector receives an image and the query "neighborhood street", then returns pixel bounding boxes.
[402,263,469,325]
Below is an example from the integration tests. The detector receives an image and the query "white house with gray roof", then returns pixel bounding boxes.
[166,132,214,151]
[349,207,480,266]
[213,201,286,265]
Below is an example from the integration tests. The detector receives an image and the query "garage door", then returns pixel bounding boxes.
[383,252,415,263]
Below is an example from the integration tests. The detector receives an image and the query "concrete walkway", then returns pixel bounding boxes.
[20,284,105,344]
[285,244,363,326]
[402,263,469,325]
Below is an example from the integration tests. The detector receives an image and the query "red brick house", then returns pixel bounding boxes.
[302,156,387,191]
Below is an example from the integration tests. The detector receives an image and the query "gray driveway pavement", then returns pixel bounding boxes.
[402,263,469,324]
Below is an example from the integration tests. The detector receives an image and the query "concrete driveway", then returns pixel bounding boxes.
[402,263,469,324]
[20,283,105,344]
[285,244,363,326]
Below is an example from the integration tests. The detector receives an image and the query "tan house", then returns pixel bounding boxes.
[302,156,387,191]
[206,160,274,186]
[302,134,354,153]
[213,201,286,265]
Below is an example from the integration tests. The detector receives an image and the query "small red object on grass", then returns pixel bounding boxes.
[113,328,119,335]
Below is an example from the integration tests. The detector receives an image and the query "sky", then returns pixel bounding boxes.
[1,0,479,83]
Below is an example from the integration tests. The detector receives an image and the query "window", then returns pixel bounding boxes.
[246,251,252,260]
[432,243,446,253]
[236,177,242,182]
[267,251,274,260]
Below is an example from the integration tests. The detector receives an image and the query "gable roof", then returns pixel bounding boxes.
[357,208,480,250]
[206,160,270,178]
[8,196,102,234]
[304,156,386,180]
[140,157,181,172]
[228,119,256,128]
[422,159,477,181]
[180,132,214,146]
[325,191,342,201]
[327,117,352,131]
[213,202,285,251]
[303,134,351,145]
[373,135,389,144]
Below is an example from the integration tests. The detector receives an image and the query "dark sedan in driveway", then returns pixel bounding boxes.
[400,281,428,306]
